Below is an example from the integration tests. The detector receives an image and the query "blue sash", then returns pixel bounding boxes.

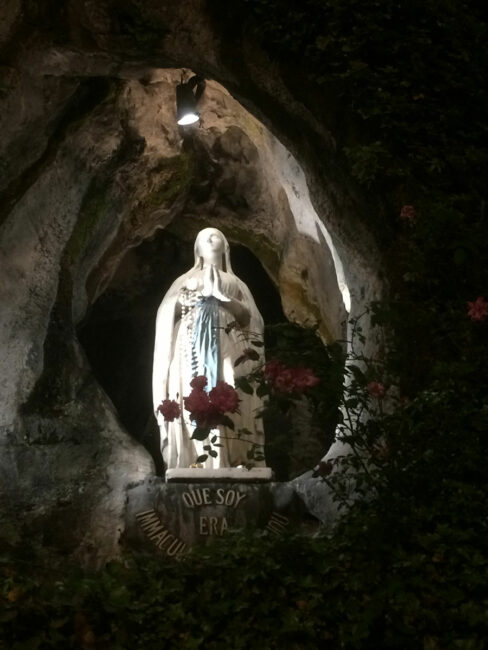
[192,297,220,391]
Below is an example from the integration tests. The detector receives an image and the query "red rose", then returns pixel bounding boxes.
[190,375,208,390]
[209,381,240,413]
[400,205,416,222]
[201,403,224,428]
[367,381,386,399]
[273,368,296,393]
[184,388,210,417]
[157,399,181,422]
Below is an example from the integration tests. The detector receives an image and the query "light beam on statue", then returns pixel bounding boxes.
[152,228,266,470]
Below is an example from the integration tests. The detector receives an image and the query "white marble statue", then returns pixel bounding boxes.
[152,228,266,469]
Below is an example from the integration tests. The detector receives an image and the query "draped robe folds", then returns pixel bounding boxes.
[152,267,266,469]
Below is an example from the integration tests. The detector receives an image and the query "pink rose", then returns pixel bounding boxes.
[400,205,416,222]
[292,367,321,389]
[367,381,386,399]
[209,381,240,413]
[467,296,488,321]
[274,368,296,393]
[374,443,390,460]
[265,360,320,393]
[157,399,181,422]
[264,360,286,381]
[190,375,208,390]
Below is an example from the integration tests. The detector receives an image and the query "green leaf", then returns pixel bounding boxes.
[191,427,210,441]
[224,320,238,334]
[348,364,367,386]
[208,449,218,458]
[251,339,264,347]
[237,428,254,438]
[235,377,254,395]
[196,454,208,463]
[247,348,260,360]
[454,248,467,266]
[256,382,269,398]
[234,354,247,367]
[220,415,235,430]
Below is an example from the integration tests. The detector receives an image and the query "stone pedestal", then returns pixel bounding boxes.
[165,467,273,483]
[124,476,318,559]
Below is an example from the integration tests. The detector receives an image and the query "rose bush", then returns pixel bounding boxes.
[264,359,320,393]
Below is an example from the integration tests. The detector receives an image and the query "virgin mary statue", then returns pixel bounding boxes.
[152,228,266,469]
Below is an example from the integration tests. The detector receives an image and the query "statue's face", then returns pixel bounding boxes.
[197,229,225,260]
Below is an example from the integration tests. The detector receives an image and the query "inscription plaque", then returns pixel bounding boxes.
[125,478,316,558]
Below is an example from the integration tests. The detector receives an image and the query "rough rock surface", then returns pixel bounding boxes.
[0,0,383,560]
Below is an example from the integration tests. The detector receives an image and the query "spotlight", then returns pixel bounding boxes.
[176,75,206,126]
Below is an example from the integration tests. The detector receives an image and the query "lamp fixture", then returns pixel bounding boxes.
[176,75,206,126]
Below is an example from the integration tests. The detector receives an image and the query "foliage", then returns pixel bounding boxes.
[209,0,488,258]
[232,320,344,472]
[258,322,344,475]
[200,4,488,646]
[2,485,487,649]
[212,0,488,187]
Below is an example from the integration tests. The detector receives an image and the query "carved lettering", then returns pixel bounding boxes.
[215,488,225,505]
[136,510,159,528]
[266,512,290,536]
[199,516,229,536]
[151,530,171,545]
[182,488,247,509]
[233,492,247,508]
[138,513,164,537]
[154,528,173,548]
[182,492,195,508]
[136,509,187,558]
[136,509,155,520]
[199,516,208,535]
[167,539,187,557]
[220,517,228,534]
